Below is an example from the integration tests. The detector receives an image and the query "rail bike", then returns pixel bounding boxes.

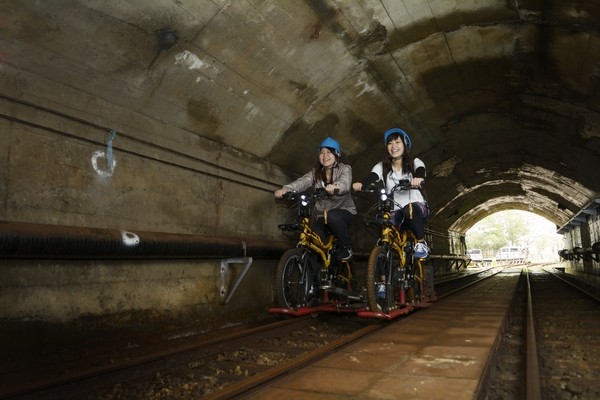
[357,179,436,319]
[268,189,366,316]
[268,181,435,320]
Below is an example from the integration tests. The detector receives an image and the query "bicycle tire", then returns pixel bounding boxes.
[366,245,401,313]
[274,248,312,309]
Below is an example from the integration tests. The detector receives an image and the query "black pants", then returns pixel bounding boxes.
[393,202,428,241]
[312,209,354,249]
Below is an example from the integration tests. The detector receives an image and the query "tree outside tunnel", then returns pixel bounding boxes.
[465,210,562,262]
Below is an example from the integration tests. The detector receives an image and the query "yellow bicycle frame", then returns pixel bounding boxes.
[378,210,424,287]
[296,215,353,285]
[297,216,334,269]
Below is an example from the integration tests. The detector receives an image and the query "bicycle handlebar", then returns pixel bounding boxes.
[362,179,417,194]
[390,179,416,192]
[280,187,340,201]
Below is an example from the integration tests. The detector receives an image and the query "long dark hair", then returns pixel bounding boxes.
[312,149,339,185]
[382,132,414,187]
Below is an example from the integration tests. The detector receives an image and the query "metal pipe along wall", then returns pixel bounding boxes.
[0,221,290,259]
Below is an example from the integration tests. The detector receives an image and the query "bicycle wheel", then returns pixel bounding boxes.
[274,248,313,309]
[366,245,400,313]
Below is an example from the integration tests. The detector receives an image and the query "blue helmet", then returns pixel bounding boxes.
[383,128,412,150]
[319,137,341,156]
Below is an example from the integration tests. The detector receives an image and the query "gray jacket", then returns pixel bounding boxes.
[283,163,357,217]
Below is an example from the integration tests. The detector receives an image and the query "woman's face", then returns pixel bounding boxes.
[387,137,405,158]
[319,147,337,168]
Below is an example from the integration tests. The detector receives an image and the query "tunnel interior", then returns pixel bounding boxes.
[0,1,599,331]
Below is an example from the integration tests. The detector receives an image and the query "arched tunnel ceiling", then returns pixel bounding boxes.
[2,0,599,234]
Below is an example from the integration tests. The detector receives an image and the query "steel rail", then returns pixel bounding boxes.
[525,268,542,400]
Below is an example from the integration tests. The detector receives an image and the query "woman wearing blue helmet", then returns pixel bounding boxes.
[275,137,356,260]
[352,128,429,258]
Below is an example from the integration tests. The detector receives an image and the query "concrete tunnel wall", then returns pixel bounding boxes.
[0,100,299,327]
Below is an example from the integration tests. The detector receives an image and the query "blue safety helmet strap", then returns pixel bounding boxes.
[319,137,341,156]
[383,128,412,150]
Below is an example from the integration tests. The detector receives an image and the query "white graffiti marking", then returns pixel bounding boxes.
[91,150,116,177]
[121,231,140,246]
[175,50,205,70]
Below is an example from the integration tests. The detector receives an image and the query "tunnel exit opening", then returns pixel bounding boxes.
[465,210,562,264]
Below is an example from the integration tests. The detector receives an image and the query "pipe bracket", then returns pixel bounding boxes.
[219,256,253,304]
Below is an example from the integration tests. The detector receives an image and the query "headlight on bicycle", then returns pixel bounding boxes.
[379,188,387,201]
[300,194,309,207]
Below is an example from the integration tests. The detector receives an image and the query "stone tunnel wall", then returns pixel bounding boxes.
[0,96,295,328]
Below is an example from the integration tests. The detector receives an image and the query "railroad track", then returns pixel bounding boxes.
[434,264,505,299]
[3,268,504,400]
[2,314,382,399]
[529,268,600,398]
[482,266,600,399]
